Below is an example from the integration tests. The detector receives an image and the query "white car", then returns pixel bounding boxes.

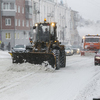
[65,47,73,56]
[12,44,26,53]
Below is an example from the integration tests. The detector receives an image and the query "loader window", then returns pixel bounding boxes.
[38,24,50,42]
[50,26,54,35]
[50,26,55,41]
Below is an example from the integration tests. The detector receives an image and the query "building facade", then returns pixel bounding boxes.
[70,10,81,46]
[0,0,32,50]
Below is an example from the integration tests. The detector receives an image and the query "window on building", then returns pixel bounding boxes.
[6,33,11,39]
[18,6,20,13]
[33,3,36,10]
[26,20,29,27]
[44,6,45,15]
[15,19,17,26]
[22,7,24,14]
[3,2,15,10]
[10,3,14,9]
[5,18,11,26]
[29,7,32,14]
[26,6,32,14]
[15,33,16,39]
[18,19,20,26]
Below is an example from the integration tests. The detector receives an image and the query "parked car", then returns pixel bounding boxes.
[11,44,26,53]
[65,47,73,56]
[94,50,100,65]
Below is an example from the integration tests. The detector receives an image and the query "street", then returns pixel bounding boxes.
[0,51,100,100]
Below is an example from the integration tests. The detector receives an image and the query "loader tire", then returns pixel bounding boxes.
[60,50,66,67]
[52,49,60,70]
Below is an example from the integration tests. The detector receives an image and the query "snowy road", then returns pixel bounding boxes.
[0,51,100,100]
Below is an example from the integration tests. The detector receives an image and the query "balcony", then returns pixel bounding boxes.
[26,14,32,19]
[25,0,32,6]
[25,5,32,19]
[1,0,16,16]
[2,10,16,16]
[1,0,15,2]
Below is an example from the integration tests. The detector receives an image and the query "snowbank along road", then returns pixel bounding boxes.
[0,50,100,100]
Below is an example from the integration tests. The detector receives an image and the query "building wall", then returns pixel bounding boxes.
[0,1,1,30]
[0,0,32,50]
[2,16,15,29]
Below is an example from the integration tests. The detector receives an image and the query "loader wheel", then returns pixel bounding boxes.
[52,49,60,70]
[60,50,66,67]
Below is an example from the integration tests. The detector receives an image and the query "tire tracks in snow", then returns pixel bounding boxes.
[0,64,55,93]
[0,72,36,93]
[74,67,100,100]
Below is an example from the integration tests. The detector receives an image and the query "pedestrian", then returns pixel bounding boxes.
[7,42,11,51]
[1,42,4,51]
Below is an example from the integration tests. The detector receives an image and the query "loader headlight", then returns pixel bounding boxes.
[54,40,57,43]
[95,56,100,59]
[35,24,38,26]
[51,23,55,27]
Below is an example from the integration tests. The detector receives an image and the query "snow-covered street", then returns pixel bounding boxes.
[0,50,100,100]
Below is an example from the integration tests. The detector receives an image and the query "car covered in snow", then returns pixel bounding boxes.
[94,50,100,65]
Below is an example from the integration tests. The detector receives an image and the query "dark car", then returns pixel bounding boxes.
[94,50,100,65]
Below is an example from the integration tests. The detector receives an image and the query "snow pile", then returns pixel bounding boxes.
[8,61,55,73]
[0,50,11,58]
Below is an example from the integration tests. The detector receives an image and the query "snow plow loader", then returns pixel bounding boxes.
[81,34,100,56]
[9,19,66,70]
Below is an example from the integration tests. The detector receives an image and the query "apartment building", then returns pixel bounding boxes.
[0,0,32,49]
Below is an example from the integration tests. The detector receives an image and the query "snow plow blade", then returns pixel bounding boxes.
[11,52,56,68]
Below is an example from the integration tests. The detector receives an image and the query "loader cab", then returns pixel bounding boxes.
[33,21,57,42]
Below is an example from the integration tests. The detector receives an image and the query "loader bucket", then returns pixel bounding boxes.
[11,52,56,68]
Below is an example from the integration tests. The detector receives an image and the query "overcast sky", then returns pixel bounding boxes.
[66,0,100,22]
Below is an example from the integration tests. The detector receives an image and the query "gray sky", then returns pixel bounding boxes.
[66,0,100,22]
